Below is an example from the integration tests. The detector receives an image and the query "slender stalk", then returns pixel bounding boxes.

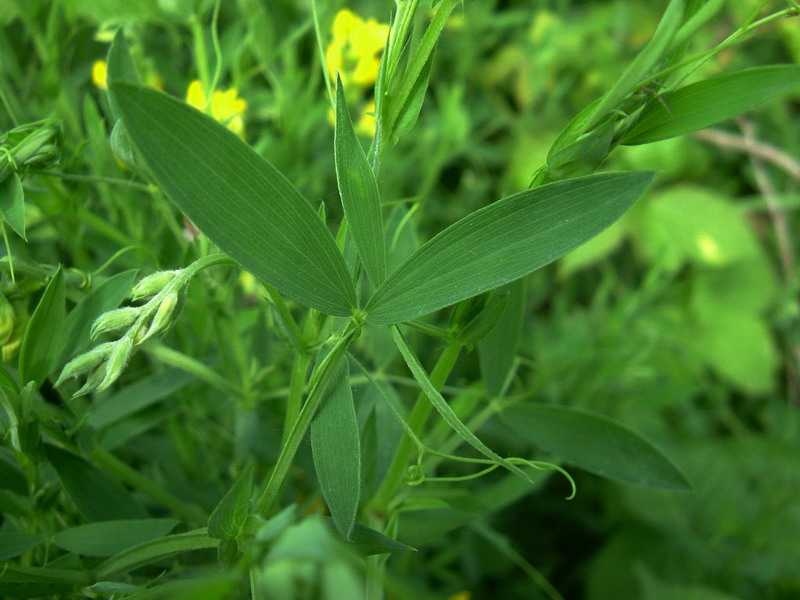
[370,341,462,512]
[282,352,311,446]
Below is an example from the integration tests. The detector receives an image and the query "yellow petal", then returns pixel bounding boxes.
[332,9,359,38]
[92,60,108,90]
[186,80,208,110]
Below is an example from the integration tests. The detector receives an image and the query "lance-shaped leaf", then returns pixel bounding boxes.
[311,360,360,539]
[109,82,356,316]
[622,65,800,145]
[52,519,178,557]
[0,172,26,239]
[19,267,65,388]
[501,402,692,491]
[366,172,654,324]
[334,78,385,286]
[208,464,254,540]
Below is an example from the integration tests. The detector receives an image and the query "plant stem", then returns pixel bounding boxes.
[369,341,462,512]
[253,324,357,516]
[282,352,311,446]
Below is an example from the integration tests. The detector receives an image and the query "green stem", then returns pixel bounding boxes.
[91,446,208,524]
[191,15,211,105]
[370,340,462,512]
[282,352,311,446]
[254,324,357,516]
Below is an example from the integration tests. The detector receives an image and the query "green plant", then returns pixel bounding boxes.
[1,1,799,598]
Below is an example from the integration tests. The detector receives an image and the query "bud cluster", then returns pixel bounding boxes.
[0,120,60,184]
[57,269,185,396]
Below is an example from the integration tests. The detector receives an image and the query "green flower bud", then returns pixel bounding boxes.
[131,270,179,301]
[0,293,16,346]
[141,292,179,342]
[74,363,109,397]
[97,335,134,391]
[1,299,27,363]
[56,342,115,386]
[90,306,140,340]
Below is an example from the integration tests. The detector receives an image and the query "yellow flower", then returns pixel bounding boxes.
[92,60,108,89]
[185,80,248,139]
[448,592,471,600]
[326,9,390,87]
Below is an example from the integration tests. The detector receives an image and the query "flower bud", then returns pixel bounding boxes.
[131,270,179,301]
[90,306,140,340]
[97,335,134,391]
[141,292,179,342]
[74,363,109,397]
[0,293,16,346]
[55,342,115,386]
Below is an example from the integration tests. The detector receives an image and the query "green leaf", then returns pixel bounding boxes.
[582,0,684,133]
[51,519,178,556]
[0,531,41,560]
[106,29,139,121]
[57,269,139,368]
[323,518,413,555]
[0,362,18,393]
[86,368,194,430]
[0,566,90,599]
[623,65,800,145]
[311,360,360,539]
[108,29,139,85]
[383,0,458,146]
[0,171,26,239]
[208,464,254,540]
[334,78,385,287]
[18,267,65,388]
[387,55,432,147]
[391,326,530,482]
[45,444,148,521]
[0,451,27,494]
[560,218,626,276]
[108,82,356,316]
[366,172,654,324]
[95,528,219,579]
[478,279,525,397]
[501,402,692,490]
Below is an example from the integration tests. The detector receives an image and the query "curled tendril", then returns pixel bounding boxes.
[403,464,425,487]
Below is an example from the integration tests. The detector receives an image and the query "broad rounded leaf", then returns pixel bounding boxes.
[366,172,654,324]
[501,402,692,491]
[109,82,356,316]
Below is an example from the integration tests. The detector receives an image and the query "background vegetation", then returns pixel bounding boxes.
[1,0,799,598]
